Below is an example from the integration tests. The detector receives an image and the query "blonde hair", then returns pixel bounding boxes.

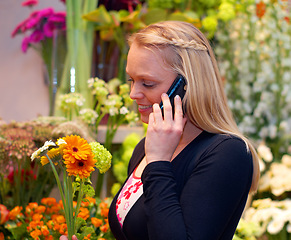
[128,21,259,194]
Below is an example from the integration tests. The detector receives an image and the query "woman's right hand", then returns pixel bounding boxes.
[145,94,186,164]
[60,235,78,240]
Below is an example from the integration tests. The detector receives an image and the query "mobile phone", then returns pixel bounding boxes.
[159,74,187,117]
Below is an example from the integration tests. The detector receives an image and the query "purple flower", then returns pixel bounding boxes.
[21,0,38,7]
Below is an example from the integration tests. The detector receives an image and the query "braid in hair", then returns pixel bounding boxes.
[169,38,207,51]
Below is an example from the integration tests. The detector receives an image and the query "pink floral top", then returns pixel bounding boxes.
[116,169,143,228]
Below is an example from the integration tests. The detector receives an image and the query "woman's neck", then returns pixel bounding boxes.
[171,119,202,160]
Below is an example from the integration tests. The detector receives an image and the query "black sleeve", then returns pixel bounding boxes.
[141,138,253,240]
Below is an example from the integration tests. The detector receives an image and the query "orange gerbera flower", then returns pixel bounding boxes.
[65,151,96,179]
[62,135,92,164]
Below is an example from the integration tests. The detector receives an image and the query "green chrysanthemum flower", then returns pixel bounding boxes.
[202,16,218,38]
[218,2,235,22]
[89,142,112,174]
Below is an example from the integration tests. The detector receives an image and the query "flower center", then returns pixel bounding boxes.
[73,147,78,152]
[78,161,84,167]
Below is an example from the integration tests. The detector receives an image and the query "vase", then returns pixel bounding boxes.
[42,29,67,116]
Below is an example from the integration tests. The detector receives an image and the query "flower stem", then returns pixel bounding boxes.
[74,179,84,227]
[46,154,72,237]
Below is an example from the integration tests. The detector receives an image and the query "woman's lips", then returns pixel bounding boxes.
[138,105,153,113]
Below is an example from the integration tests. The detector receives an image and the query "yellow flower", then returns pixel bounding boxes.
[40,147,61,166]
[62,135,92,164]
[65,153,96,179]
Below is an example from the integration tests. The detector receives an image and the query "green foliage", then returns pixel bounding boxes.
[6,223,28,240]
[112,133,142,187]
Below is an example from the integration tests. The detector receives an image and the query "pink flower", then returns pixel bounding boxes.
[37,8,54,18]
[49,12,66,30]
[30,29,45,43]
[25,15,41,29]
[49,12,66,23]
[21,37,31,52]
[43,21,55,38]
[11,19,28,37]
[21,0,38,7]
[12,4,66,53]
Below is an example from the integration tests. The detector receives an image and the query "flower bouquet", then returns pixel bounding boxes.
[57,77,139,196]
[30,135,112,239]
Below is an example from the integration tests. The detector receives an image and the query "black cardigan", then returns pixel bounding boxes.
[108,131,253,240]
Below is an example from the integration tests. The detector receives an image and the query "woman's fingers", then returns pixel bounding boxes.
[160,93,173,121]
[174,95,185,124]
[152,103,163,125]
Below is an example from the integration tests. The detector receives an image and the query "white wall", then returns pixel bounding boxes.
[0,0,65,122]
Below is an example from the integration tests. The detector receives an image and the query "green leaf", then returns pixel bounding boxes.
[82,5,112,25]
[142,8,168,25]
[6,223,28,240]
[83,184,95,197]
[75,217,86,231]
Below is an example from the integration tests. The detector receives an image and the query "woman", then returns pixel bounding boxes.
[108,21,260,240]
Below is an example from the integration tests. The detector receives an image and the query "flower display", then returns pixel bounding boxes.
[244,198,291,238]
[1,197,114,239]
[215,0,291,159]
[233,218,262,240]
[30,135,112,239]
[259,154,291,197]
[0,119,67,209]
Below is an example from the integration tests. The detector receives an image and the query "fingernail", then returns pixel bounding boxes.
[162,93,167,98]
[175,95,180,100]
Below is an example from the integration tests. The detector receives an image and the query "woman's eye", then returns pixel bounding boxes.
[143,82,154,88]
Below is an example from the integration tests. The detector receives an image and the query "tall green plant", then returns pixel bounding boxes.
[55,0,99,114]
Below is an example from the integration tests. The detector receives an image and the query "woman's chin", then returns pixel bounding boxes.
[140,115,149,124]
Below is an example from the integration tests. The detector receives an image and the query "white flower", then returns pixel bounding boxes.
[257,143,273,162]
[120,106,129,115]
[267,217,285,234]
[31,140,56,161]
[56,139,67,146]
[269,125,277,139]
[282,155,291,167]
[109,108,118,116]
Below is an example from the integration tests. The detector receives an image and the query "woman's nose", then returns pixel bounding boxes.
[129,83,143,100]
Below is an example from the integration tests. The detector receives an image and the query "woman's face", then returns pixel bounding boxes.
[126,41,177,123]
